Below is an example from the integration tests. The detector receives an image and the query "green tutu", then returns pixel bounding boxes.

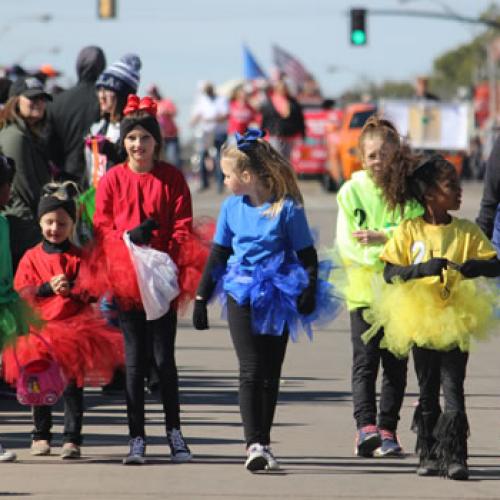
[0,297,42,350]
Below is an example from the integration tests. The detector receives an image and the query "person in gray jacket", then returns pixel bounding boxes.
[0,77,52,269]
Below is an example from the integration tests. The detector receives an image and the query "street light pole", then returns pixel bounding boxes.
[366,8,500,30]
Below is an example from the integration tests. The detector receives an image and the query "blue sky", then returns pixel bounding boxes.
[1,0,498,134]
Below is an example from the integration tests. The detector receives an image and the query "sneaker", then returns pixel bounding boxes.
[123,436,146,465]
[30,440,50,456]
[416,458,440,476]
[374,429,403,457]
[355,425,381,457]
[0,444,16,462]
[61,443,81,460]
[262,446,280,470]
[447,461,469,481]
[167,428,192,463]
[245,443,268,472]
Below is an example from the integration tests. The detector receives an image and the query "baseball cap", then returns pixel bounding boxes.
[8,76,52,101]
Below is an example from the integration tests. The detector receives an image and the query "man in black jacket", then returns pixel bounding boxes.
[48,46,106,185]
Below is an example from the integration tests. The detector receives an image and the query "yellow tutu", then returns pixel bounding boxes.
[363,274,499,358]
[328,247,381,310]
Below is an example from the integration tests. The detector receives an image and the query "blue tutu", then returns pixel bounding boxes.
[215,252,341,342]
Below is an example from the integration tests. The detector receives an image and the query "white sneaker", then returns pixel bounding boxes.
[123,436,146,465]
[0,444,16,462]
[262,446,280,470]
[245,443,268,471]
[167,428,192,463]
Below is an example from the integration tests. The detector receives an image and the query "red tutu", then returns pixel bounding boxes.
[175,217,214,312]
[77,218,214,314]
[77,237,142,310]
[2,305,124,388]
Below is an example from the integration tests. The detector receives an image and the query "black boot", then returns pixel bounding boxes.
[411,406,440,477]
[433,411,469,481]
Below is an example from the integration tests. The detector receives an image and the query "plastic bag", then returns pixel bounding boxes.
[123,232,180,320]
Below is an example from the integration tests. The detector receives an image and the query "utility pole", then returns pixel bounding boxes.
[366,8,500,30]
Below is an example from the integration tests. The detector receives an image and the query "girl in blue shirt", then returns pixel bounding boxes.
[193,129,337,472]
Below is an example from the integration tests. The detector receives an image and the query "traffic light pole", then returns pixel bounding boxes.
[366,8,500,30]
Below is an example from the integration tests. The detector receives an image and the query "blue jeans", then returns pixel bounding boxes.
[33,380,83,445]
[199,132,227,192]
[164,137,181,169]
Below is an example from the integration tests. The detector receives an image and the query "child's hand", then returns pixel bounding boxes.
[352,230,387,245]
[50,274,70,297]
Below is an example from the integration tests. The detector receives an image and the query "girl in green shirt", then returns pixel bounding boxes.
[335,116,422,458]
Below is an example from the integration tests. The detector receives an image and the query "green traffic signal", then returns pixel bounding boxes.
[350,8,367,46]
[351,29,366,45]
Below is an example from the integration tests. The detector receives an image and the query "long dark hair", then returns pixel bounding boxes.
[378,154,456,212]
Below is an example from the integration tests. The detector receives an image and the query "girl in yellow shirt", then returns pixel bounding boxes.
[374,155,500,480]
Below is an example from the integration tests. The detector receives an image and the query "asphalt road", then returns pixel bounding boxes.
[2,179,500,500]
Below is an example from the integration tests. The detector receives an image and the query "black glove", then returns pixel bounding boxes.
[459,258,500,279]
[297,287,316,315]
[384,258,448,283]
[36,282,54,297]
[296,246,318,315]
[128,218,159,245]
[416,258,449,278]
[192,299,209,330]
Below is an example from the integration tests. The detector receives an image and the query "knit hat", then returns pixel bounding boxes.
[120,114,162,149]
[95,53,141,95]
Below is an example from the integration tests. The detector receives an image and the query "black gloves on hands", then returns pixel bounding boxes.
[297,287,316,315]
[296,246,318,316]
[192,299,209,330]
[128,218,159,245]
[459,258,500,279]
[416,258,448,278]
[384,258,448,284]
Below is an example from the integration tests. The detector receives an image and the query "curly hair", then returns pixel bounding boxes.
[407,155,457,206]
[221,138,303,217]
[359,115,421,213]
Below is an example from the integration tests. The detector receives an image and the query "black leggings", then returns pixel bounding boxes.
[227,296,289,447]
[350,308,408,431]
[119,308,180,438]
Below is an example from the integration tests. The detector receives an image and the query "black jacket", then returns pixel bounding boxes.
[477,135,500,238]
[260,97,305,138]
[48,47,105,185]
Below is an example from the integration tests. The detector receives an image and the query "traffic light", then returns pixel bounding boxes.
[98,0,116,19]
[350,8,367,46]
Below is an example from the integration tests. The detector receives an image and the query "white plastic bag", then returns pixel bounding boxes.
[123,232,180,321]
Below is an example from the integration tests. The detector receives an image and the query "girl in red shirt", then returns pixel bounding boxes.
[2,181,124,460]
[93,95,194,465]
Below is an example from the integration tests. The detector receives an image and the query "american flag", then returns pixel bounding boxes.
[272,44,310,88]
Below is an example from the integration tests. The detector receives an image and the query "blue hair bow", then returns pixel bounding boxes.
[235,128,265,151]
